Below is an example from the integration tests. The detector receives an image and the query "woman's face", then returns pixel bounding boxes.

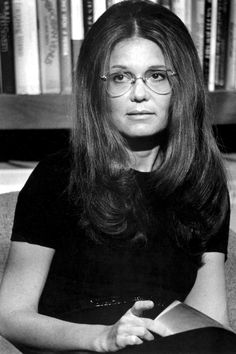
[107,37,171,139]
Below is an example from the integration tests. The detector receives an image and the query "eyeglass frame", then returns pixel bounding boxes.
[100,69,176,97]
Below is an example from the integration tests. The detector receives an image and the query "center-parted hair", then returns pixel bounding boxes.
[70,0,228,258]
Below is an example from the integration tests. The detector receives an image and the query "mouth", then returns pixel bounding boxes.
[127,110,154,117]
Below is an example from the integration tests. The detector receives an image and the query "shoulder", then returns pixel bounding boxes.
[15,148,73,225]
[31,148,71,181]
[20,148,71,198]
[12,149,73,249]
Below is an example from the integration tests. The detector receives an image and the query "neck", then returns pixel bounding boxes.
[123,133,165,172]
[130,147,160,172]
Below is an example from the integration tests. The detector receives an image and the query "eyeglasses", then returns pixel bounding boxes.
[100,69,176,97]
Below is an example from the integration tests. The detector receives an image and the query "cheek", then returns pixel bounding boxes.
[156,95,171,111]
[109,99,125,121]
[157,98,171,123]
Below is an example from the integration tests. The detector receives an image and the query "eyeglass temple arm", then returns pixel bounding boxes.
[100,75,107,81]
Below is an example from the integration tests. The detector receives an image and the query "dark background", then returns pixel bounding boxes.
[0,125,235,162]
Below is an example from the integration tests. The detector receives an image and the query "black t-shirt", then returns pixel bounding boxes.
[11,150,230,318]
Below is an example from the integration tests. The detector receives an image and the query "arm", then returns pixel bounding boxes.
[184,252,229,327]
[0,241,154,352]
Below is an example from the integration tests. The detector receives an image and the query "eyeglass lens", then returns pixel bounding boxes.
[106,70,172,97]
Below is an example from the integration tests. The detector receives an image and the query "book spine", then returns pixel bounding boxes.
[37,0,61,94]
[160,0,171,9]
[185,0,192,34]
[171,0,192,33]
[203,0,213,88]
[0,0,15,93]
[12,0,40,94]
[225,0,236,90]
[93,0,106,22]
[106,0,122,8]
[215,0,230,88]
[58,0,72,94]
[171,0,186,23]
[83,0,93,34]
[191,0,205,66]
[0,49,2,92]
[70,0,84,72]
[208,0,218,92]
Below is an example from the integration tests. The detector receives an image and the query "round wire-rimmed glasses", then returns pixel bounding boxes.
[100,69,176,97]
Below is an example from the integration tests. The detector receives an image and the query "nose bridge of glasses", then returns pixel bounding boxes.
[131,76,148,90]
[129,75,151,100]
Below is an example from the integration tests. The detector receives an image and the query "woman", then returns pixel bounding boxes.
[0,1,235,353]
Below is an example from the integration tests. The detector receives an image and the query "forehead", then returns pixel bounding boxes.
[109,37,166,71]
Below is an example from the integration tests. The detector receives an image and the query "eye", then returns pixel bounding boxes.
[110,72,130,83]
[148,70,167,81]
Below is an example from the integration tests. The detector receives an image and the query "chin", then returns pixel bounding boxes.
[125,128,164,138]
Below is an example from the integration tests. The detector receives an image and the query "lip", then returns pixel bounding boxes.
[127,110,154,115]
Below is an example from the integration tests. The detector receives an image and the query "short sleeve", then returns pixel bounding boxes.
[11,151,71,250]
[205,193,230,257]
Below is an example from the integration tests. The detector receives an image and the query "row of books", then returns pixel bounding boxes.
[169,0,236,92]
[0,0,235,95]
[1,0,77,94]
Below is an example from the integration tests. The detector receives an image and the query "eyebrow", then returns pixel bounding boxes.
[110,64,168,70]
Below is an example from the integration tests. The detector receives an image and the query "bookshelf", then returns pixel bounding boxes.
[209,91,236,125]
[0,94,72,130]
[0,91,235,130]
[0,1,236,158]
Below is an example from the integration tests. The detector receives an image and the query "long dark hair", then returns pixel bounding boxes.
[70,0,228,255]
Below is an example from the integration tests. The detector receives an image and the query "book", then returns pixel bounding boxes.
[185,0,192,34]
[147,0,161,3]
[58,0,72,94]
[203,0,213,88]
[83,0,93,34]
[152,300,233,336]
[37,0,61,94]
[12,0,40,94]
[0,50,2,93]
[0,0,15,93]
[191,0,205,66]
[160,0,171,9]
[208,0,218,92]
[215,0,230,89]
[106,0,124,7]
[70,0,84,72]
[93,0,106,23]
[225,0,236,90]
[171,0,192,34]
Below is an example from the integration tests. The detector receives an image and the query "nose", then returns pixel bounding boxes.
[130,77,150,101]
